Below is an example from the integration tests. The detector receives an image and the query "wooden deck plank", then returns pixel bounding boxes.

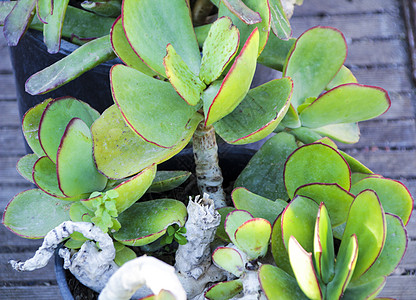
[0,75,16,100]
[401,241,416,268]
[0,225,43,249]
[352,67,413,93]
[0,286,63,300]
[0,101,20,127]
[379,276,416,299]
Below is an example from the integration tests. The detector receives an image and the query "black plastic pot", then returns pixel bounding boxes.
[54,146,255,299]
[9,30,119,119]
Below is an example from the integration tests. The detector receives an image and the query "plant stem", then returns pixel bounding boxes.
[192,122,226,208]
[192,0,214,26]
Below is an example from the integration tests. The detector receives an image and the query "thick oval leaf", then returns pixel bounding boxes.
[294,183,354,227]
[82,165,157,213]
[2,189,71,238]
[350,177,414,225]
[216,207,236,242]
[164,44,206,106]
[114,199,187,246]
[342,190,386,281]
[3,0,36,46]
[232,187,286,224]
[235,218,271,260]
[81,0,121,17]
[351,213,407,286]
[212,247,245,276]
[111,64,198,148]
[234,132,298,200]
[16,154,38,184]
[281,104,301,128]
[122,0,201,76]
[218,0,270,55]
[205,280,243,300]
[57,118,108,197]
[288,127,322,144]
[224,210,253,246]
[148,171,191,193]
[326,234,359,299]
[204,28,259,126]
[92,105,202,179]
[38,97,99,163]
[22,98,53,156]
[326,65,357,91]
[312,123,360,144]
[69,202,93,223]
[258,35,296,71]
[200,16,240,85]
[26,35,116,95]
[36,0,52,23]
[269,0,291,40]
[283,26,347,108]
[259,264,307,300]
[222,0,262,25]
[33,156,67,198]
[114,245,137,267]
[271,214,292,275]
[214,77,293,144]
[110,16,157,77]
[300,84,391,128]
[43,0,69,53]
[342,277,386,300]
[284,143,351,199]
[339,150,373,174]
[288,236,323,300]
[314,203,335,284]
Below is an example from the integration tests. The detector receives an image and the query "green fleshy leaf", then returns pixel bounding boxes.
[294,183,354,227]
[269,0,291,40]
[114,246,137,266]
[164,44,206,106]
[234,218,271,260]
[258,35,296,71]
[313,123,360,144]
[92,105,202,179]
[200,16,240,85]
[111,64,199,148]
[212,247,245,277]
[3,189,71,238]
[235,132,297,200]
[350,214,407,286]
[114,199,187,246]
[259,264,307,299]
[43,0,69,53]
[69,202,93,222]
[57,118,107,197]
[216,207,236,242]
[314,203,335,284]
[214,77,292,144]
[300,84,391,128]
[222,0,262,25]
[288,236,323,300]
[284,143,351,199]
[218,0,270,55]
[283,26,347,108]
[342,277,386,300]
[281,104,301,128]
[288,127,322,144]
[3,0,36,46]
[148,171,191,193]
[110,16,156,77]
[342,190,386,281]
[122,0,201,76]
[205,280,243,300]
[0,2,15,25]
[33,156,67,198]
[350,177,413,225]
[16,154,38,184]
[231,188,286,224]
[64,238,85,249]
[224,210,253,246]
[326,234,359,299]
[339,150,373,174]
[326,65,357,91]
[22,98,53,157]
[38,97,99,163]
[81,0,121,17]
[204,28,259,126]
[195,24,211,48]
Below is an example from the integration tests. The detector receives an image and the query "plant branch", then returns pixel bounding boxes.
[192,0,214,26]
[192,123,227,208]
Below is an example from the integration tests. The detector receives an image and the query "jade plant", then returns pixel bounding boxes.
[1,0,414,299]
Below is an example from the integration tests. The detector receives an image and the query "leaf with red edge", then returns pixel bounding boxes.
[212,247,245,276]
[299,84,391,128]
[110,16,157,77]
[224,210,253,246]
[222,0,262,25]
[214,77,292,144]
[204,28,259,126]
[205,280,243,300]
[111,64,199,148]
[36,0,52,23]
[16,154,38,184]
[269,0,292,40]
[164,44,206,106]
[43,0,69,54]
[122,0,201,76]
[33,156,67,198]
[3,0,36,46]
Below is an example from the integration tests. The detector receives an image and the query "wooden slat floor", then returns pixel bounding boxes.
[1,0,415,298]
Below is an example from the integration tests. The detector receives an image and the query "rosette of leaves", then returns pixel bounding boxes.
[268,26,391,145]
[2,97,188,260]
[91,0,294,179]
[206,210,272,300]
